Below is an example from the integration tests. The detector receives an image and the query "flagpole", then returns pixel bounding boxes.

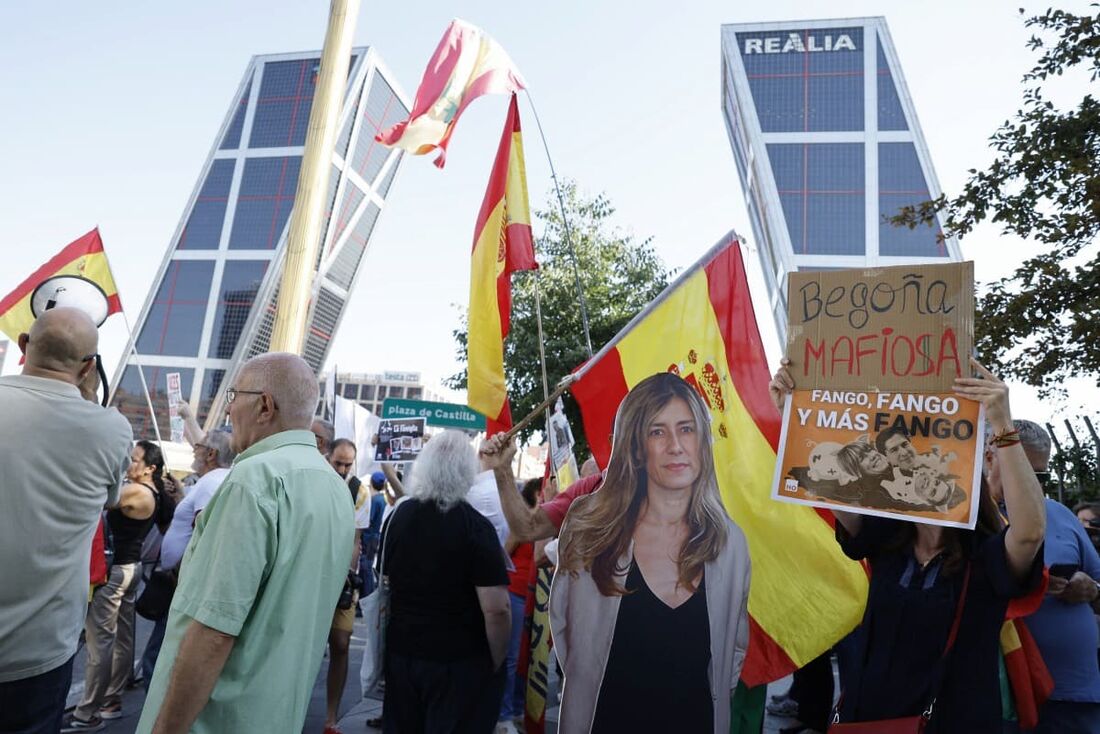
[570,232,742,384]
[96,225,164,446]
[532,270,552,426]
[119,311,164,446]
[523,89,594,358]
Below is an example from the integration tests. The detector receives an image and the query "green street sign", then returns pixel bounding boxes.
[381,398,486,431]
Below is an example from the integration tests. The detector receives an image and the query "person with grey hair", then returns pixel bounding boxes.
[0,308,132,734]
[1003,418,1100,733]
[137,353,354,734]
[380,430,512,733]
[312,417,335,455]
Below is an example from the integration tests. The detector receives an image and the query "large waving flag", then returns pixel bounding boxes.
[570,233,868,686]
[0,228,122,342]
[376,19,525,168]
[467,94,537,434]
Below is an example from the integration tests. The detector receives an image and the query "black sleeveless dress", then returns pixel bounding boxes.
[591,561,713,733]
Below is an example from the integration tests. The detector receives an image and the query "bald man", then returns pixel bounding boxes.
[0,308,132,734]
[138,353,354,734]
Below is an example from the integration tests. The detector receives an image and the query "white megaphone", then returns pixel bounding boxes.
[30,275,112,405]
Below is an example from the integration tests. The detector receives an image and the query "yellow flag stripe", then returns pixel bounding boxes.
[467,198,508,419]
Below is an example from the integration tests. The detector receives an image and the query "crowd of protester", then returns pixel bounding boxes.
[1,308,1099,734]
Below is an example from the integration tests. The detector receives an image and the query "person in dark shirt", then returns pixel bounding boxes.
[769,357,1046,733]
[381,430,511,734]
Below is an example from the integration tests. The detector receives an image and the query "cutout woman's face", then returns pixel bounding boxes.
[643,397,701,492]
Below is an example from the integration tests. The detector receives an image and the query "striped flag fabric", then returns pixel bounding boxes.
[1000,618,1053,729]
[0,228,122,343]
[466,93,537,434]
[569,233,868,686]
[375,19,525,168]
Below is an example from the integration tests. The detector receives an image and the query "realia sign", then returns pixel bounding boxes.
[743,32,857,55]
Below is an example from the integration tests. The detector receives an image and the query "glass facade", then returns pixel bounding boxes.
[114,49,409,439]
[721,18,962,340]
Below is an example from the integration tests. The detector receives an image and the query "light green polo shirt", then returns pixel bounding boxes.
[137,430,354,733]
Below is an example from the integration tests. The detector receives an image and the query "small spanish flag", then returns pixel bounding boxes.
[466,94,537,434]
[0,228,122,342]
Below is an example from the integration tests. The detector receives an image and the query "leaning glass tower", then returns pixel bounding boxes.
[111,48,409,439]
[721,18,963,340]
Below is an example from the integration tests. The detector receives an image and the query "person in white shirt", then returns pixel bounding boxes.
[159,429,236,568]
[140,428,235,690]
[468,439,512,549]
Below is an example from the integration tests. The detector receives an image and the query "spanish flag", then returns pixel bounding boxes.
[0,228,122,343]
[376,19,525,168]
[467,94,537,434]
[570,234,868,686]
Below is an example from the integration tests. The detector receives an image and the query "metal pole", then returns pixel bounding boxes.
[1083,416,1100,468]
[1066,419,1086,498]
[532,271,552,424]
[270,0,360,352]
[119,311,163,445]
[523,89,593,358]
[1047,423,1067,503]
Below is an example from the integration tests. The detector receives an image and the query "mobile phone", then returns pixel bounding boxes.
[1049,563,1079,579]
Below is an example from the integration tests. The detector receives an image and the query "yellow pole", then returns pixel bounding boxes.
[270,0,360,352]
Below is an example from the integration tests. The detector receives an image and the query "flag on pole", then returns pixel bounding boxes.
[569,233,868,686]
[466,94,537,435]
[375,19,525,168]
[0,228,122,342]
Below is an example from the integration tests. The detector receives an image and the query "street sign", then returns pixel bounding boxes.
[381,398,486,431]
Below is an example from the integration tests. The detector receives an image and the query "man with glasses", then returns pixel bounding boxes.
[0,308,132,734]
[998,420,1100,733]
[137,353,354,734]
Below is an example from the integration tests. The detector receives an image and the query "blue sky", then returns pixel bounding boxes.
[0,0,1095,429]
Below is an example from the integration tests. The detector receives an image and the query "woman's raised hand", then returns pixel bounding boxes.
[953,357,1012,434]
[768,357,795,414]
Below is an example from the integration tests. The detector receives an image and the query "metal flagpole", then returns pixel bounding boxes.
[118,311,163,445]
[532,269,553,430]
[523,89,594,358]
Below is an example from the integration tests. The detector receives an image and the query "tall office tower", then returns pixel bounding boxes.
[721,18,962,340]
[112,48,410,439]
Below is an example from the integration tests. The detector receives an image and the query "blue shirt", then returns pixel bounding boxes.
[365,492,386,543]
[1024,498,1100,702]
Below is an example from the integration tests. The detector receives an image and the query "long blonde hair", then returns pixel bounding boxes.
[559,372,729,595]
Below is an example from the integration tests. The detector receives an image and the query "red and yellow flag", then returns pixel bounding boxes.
[570,234,868,686]
[467,94,537,434]
[375,19,525,168]
[0,228,121,342]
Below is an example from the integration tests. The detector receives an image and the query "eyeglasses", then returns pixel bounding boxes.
[225,387,266,404]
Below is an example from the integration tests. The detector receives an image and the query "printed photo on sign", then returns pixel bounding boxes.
[771,389,985,528]
[373,417,426,463]
[166,372,184,443]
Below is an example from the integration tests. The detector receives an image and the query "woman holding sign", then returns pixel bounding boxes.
[769,357,1045,733]
[550,372,751,734]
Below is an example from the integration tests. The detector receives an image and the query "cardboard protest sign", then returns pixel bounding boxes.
[373,417,426,463]
[772,390,985,528]
[775,262,983,528]
[166,372,184,443]
[786,262,973,393]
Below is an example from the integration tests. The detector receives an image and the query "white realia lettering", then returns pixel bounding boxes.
[744,32,858,55]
